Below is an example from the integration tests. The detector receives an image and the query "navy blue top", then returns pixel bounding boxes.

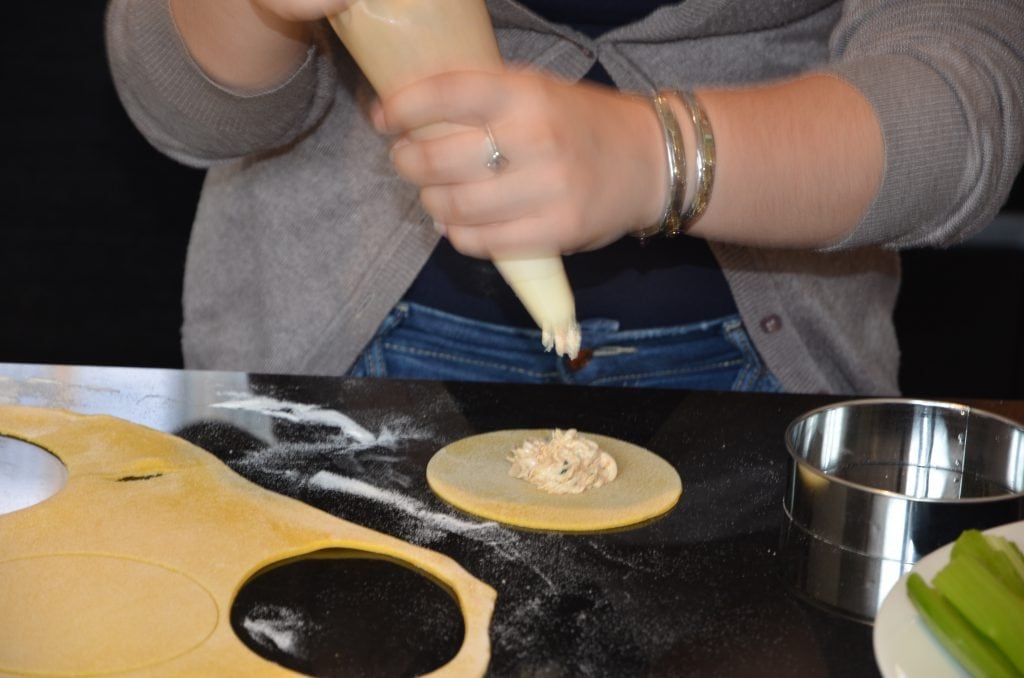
[517,0,681,37]
[403,0,738,330]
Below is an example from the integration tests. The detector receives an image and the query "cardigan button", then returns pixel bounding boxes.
[759,314,783,334]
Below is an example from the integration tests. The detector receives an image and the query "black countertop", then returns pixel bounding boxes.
[5,364,1019,677]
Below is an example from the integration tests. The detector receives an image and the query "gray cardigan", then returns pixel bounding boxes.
[106,0,1024,395]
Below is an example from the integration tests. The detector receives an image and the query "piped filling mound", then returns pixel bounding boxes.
[507,429,617,495]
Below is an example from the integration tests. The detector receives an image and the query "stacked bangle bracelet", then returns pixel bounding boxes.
[633,90,716,240]
[633,92,687,240]
[678,90,715,225]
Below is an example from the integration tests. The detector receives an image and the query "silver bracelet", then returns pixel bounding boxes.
[677,91,715,226]
[632,92,687,240]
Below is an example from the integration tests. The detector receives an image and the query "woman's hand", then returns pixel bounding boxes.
[377,68,886,254]
[374,69,668,260]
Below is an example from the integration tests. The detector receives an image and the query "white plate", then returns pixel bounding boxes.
[873,520,1024,678]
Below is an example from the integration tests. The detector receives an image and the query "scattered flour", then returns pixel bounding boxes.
[309,470,497,536]
[241,604,314,657]
[212,395,379,446]
[213,392,564,597]
[305,471,564,591]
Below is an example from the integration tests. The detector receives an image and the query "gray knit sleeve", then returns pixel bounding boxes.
[826,0,1024,249]
[105,0,339,167]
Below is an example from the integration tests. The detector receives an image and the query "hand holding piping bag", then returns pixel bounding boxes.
[329,0,583,359]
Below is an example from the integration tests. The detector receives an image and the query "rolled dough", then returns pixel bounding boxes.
[426,430,682,532]
[0,405,495,677]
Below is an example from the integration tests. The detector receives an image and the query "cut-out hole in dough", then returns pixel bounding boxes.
[0,435,67,515]
[231,549,465,676]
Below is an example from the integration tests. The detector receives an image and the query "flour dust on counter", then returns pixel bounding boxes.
[209,399,573,598]
[308,470,498,537]
[241,603,317,659]
[196,386,795,677]
[211,394,419,448]
[207,393,517,547]
[208,392,435,498]
[206,393,677,623]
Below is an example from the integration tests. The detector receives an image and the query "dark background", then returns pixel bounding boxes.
[2,2,1023,398]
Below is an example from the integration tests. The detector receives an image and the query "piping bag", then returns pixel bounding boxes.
[329,0,581,358]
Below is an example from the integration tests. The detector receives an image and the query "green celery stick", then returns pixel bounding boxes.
[933,554,1024,674]
[951,530,1024,597]
[907,573,1021,678]
[987,534,1024,584]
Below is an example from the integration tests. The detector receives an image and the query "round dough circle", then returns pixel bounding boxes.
[426,430,682,532]
[0,553,218,675]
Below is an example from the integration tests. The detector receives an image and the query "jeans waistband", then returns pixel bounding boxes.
[389,302,743,345]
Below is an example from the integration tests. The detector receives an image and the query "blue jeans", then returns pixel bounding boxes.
[348,302,782,392]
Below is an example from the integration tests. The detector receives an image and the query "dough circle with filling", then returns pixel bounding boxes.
[426,430,682,532]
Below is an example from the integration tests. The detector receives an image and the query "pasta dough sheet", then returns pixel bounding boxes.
[426,430,682,532]
[0,405,495,677]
